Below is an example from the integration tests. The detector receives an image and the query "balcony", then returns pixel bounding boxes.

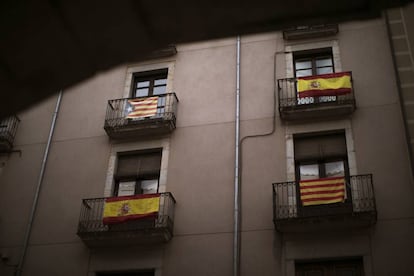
[273,174,377,232]
[104,93,178,139]
[77,192,176,248]
[278,72,356,121]
[0,115,20,153]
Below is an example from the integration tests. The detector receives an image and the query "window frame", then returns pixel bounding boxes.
[113,149,162,197]
[293,131,353,216]
[296,157,349,181]
[114,176,160,197]
[293,48,336,105]
[293,47,335,77]
[131,69,168,98]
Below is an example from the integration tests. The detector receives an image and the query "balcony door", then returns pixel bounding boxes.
[293,48,336,105]
[131,69,168,117]
[114,149,162,197]
[294,131,353,218]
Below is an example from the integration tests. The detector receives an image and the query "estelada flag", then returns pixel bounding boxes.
[297,72,352,98]
[299,177,345,206]
[126,96,158,118]
[103,194,160,224]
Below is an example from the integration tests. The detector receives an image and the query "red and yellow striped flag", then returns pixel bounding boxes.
[126,96,158,118]
[299,177,345,206]
[297,72,352,98]
[103,194,160,224]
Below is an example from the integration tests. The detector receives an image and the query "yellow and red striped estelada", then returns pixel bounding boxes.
[126,96,158,119]
[103,193,160,224]
[297,72,352,98]
[299,176,345,206]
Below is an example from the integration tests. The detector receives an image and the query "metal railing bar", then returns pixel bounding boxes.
[80,192,173,201]
[77,192,176,236]
[277,71,355,110]
[104,93,178,133]
[0,115,20,149]
[272,174,375,221]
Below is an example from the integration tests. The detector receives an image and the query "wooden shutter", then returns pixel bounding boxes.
[294,132,347,161]
[116,150,162,178]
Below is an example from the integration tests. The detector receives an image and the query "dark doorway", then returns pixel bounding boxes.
[296,258,364,276]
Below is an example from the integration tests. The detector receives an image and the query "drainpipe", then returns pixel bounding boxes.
[235,43,279,276]
[15,91,63,276]
[234,35,241,276]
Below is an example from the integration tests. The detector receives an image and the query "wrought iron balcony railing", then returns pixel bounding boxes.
[272,174,377,232]
[77,192,176,247]
[104,93,178,139]
[278,72,356,121]
[0,115,20,152]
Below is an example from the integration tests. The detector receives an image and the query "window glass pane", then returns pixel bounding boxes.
[316,67,333,75]
[153,86,166,95]
[157,97,166,107]
[295,60,312,70]
[296,69,313,77]
[315,58,332,67]
[154,79,167,85]
[325,161,345,178]
[135,88,149,97]
[117,181,136,196]
[299,164,319,180]
[141,179,158,194]
[137,81,150,88]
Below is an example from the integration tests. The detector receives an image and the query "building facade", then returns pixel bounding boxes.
[1,6,414,276]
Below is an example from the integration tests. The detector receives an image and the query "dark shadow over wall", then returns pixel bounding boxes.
[0,0,412,118]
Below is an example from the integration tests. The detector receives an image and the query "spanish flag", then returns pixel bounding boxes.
[103,194,160,224]
[300,177,345,206]
[126,96,158,118]
[297,72,352,98]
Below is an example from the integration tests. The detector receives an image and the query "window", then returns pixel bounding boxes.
[294,48,334,77]
[132,69,168,98]
[294,48,335,105]
[296,259,364,276]
[294,132,348,181]
[114,149,162,197]
[129,69,169,118]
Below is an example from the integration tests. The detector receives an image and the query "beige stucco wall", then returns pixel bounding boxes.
[1,14,414,276]
[0,96,57,276]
